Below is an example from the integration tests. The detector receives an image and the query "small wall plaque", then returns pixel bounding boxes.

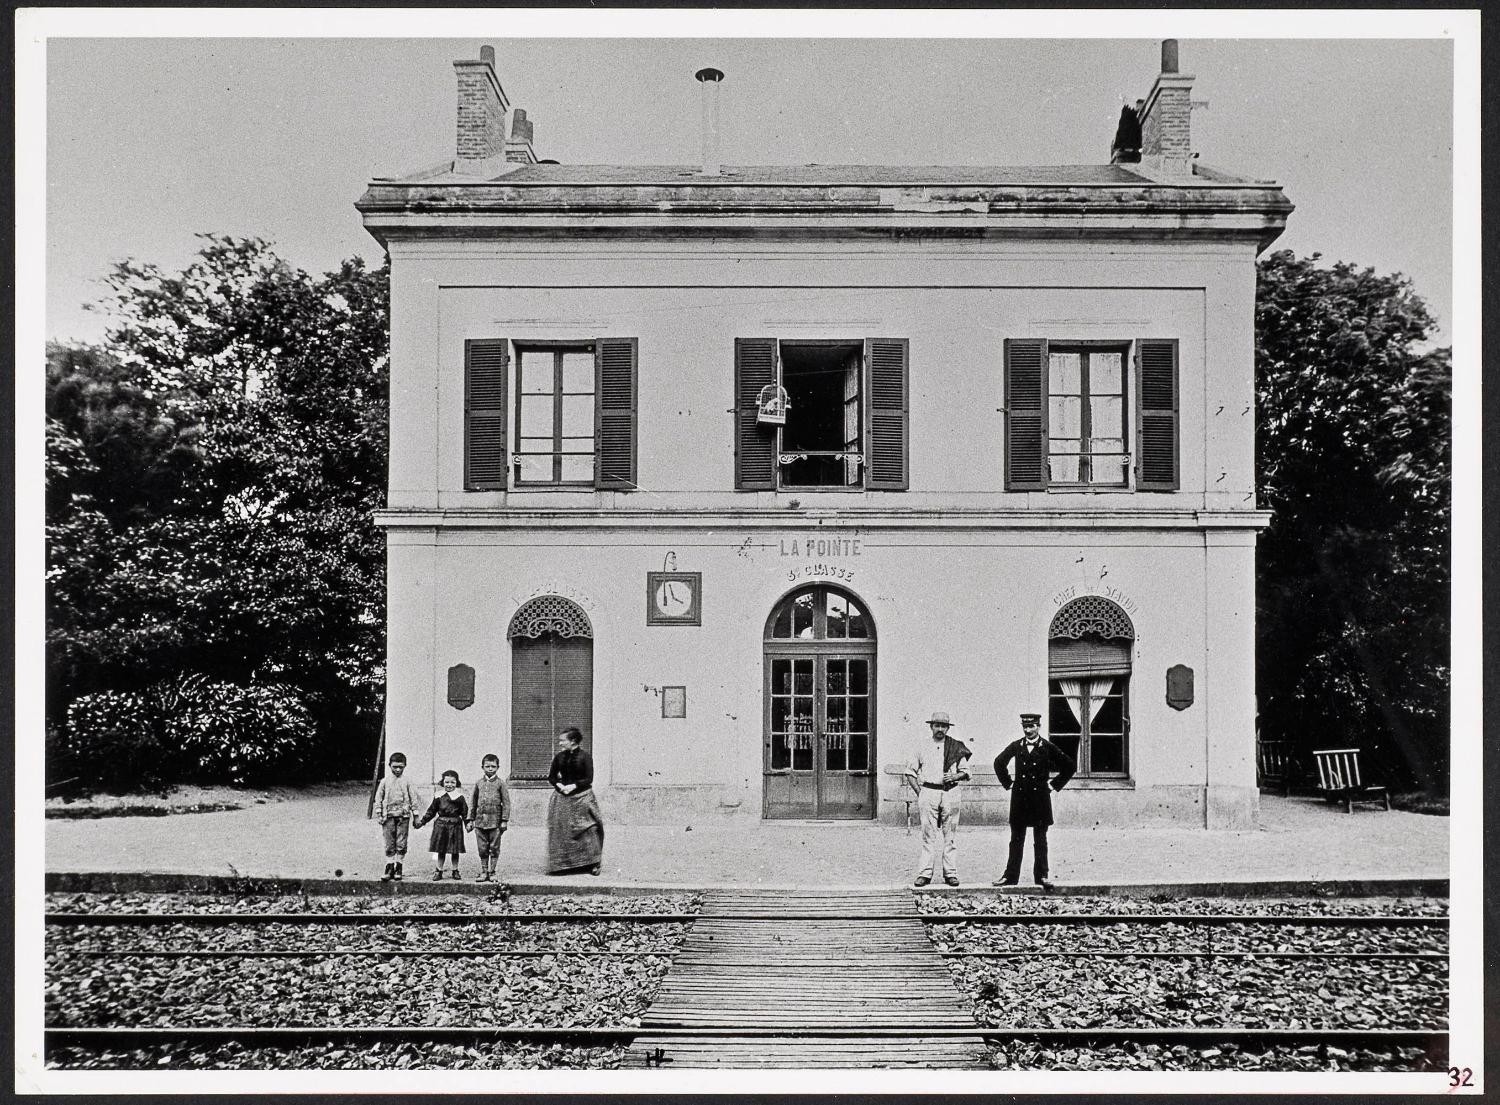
[647,571,702,626]
[447,664,475,710]
[662,686,687,718]
[1166,664,1194,711]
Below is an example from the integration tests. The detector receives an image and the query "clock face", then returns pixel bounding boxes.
[653,580,693,617]
[647,571,701,625]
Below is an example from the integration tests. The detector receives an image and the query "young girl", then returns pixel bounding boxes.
[414,769,469,880]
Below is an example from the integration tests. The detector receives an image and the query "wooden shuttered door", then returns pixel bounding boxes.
[734,338,778,490]
[864,337,909,490]
[1136,339,1179,491]
[510,635,594,781]
[1004,338,1049,490]
[464,339,510,490]
[595,337,637,489]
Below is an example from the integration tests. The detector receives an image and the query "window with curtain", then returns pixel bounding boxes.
[1047,596,1133,778]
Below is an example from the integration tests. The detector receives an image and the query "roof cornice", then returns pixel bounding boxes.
[357,177,1292,252]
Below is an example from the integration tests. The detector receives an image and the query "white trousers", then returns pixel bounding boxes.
[916,786,961,879]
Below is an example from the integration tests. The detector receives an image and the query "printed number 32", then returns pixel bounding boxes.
[1449,1067,1473,1087]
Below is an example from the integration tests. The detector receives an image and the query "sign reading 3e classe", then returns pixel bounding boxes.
[779,534,861,584]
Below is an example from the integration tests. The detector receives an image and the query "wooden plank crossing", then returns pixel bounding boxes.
[629,889,989,1068]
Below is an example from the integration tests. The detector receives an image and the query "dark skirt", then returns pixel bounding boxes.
[428,816,466,855]
[546,789,604,874]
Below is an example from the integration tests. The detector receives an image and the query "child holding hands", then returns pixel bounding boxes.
[372,751,421,882]
[467,753,511,882]
[414,769,469,880]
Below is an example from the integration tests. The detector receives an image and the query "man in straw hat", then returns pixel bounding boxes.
[903,710,972,887]
[993,712,1076,888]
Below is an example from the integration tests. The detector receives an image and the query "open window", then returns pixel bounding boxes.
[735,337,908,491]
[779,341,862,488]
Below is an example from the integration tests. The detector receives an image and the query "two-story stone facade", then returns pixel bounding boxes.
[357,42,1291,830]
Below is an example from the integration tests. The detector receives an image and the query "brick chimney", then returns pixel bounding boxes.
[1135,39,1194,176]
[454,45,509,166]
[504,108,537,165]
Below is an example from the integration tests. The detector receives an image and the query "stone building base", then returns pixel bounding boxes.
[503,781,1258,829]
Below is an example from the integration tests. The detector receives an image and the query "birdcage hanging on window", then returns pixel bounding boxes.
[756,384,790,426]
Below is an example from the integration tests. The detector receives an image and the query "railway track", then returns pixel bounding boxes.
[45,910,1448,925]
[44,891,1449,1070]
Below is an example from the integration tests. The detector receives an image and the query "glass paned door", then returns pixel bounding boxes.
[764,652,874,819]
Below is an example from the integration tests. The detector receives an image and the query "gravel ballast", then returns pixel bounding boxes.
[44,890,1451,1072]
[46,892,693,1070]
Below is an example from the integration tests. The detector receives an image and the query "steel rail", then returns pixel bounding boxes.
[939,949,1445,961]
[920,913,1446,927]
[45,911,1447,927]
[45,912,698,926]
[54,948,678,959]
[936,947,1440,959]
[48,946,1445,962]
[44,1024,1449,1048]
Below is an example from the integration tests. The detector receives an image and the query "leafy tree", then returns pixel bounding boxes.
[46,236,389,786]
[1256,250,1451,794]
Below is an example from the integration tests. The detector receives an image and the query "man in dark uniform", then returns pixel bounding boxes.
[992,712,1076,888]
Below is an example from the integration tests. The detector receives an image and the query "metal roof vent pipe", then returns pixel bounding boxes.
[695,67,724,176]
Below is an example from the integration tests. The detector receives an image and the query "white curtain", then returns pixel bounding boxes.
[1058,677,1116,725]
[1057,679,1087,724]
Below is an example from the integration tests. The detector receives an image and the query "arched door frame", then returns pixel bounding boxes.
[1047,595,1133,779]
[508,595,594,782]
[762,583,877,820]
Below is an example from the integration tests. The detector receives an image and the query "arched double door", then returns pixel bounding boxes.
[762,585,876,819]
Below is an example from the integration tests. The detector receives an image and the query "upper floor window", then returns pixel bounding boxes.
[1005,338,1179,492]
[1048,345,1128,486]
[735,337,908,492]
[516,345,596,485]
[463,337,637,491]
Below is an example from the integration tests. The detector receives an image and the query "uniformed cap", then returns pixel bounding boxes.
[1019,713,1042,724]
[926,711,953,727]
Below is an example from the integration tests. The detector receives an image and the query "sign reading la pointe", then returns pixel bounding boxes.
[779,537,861,558]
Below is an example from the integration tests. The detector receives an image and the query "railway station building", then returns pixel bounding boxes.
[357,41,1292,830]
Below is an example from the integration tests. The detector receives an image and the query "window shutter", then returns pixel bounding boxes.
[734,338,778,490]
[510,637,556,781]
[464,338,509,491]
[551,635,594,755]
[1004,338,1048,490]
[509,635,594,780]
[1136,339,1179,491]
[595,337,637,489]
[864,337,909,490]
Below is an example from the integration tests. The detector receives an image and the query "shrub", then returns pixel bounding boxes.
[64,689,172,790]
[60,675,316,790]
[160,674,313,785]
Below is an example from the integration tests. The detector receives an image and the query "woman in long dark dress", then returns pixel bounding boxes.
[546,727,604,875]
